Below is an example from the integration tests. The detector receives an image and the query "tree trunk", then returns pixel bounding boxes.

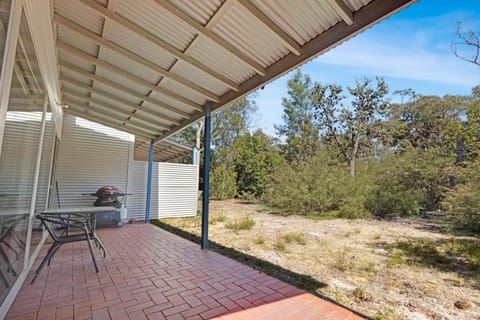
[349,159,355,177]
[450,136,467,187]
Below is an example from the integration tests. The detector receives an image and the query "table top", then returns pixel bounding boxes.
[41,207,119,214]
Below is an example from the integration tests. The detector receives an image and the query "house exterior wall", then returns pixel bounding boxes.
[55,115,198,221]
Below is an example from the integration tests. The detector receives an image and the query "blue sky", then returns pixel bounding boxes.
[253,0,480,136]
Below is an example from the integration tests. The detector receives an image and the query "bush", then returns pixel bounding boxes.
[365,148,450,217]
[443,160,480,233]
[266,150,369,216]
[210,163,237,200]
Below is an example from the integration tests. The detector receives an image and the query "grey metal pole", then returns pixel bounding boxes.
[201,101,212,249]
[145,140,154,223]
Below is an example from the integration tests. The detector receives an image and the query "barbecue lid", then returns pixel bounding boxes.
[96,186,121,195]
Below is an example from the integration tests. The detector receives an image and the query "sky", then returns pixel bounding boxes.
[253,0,480,136]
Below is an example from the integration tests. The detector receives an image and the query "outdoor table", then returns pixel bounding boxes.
[40,206,118,256]
[31,207,117,283]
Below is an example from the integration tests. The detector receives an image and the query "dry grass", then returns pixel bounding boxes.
[158,200,480,320]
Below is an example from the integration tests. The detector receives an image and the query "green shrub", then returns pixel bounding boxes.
[366,148,450,217]
[265,150,371,218]
[225,216,256,233]
[210,163,237,200]
[443,160,480,233]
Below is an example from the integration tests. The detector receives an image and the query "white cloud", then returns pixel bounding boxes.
[313,9,480,87]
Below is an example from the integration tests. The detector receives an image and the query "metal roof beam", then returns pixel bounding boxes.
[60,71,190,119]
[54,14,220,102]
[65,108,156,139]
[60,61,183,124]
[65,98,165,133]
[63,89,172,129]
[236,0,301,55]
[78,0,240,91]
[325,0,354,25]
[62,75,187,126]
[153,0,266,76]
[57,41,204,112]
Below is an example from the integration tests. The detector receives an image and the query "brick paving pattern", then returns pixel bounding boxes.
[7,224,363,319]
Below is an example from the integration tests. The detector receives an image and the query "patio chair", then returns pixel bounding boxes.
[30,213,99,284]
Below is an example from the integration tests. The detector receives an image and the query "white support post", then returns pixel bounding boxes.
[0,0,24,156]
[23,95,48,267]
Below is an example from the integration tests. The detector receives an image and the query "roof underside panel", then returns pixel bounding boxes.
[168,0,222,26]
[250,0,343,46]
[189,38,256,85]
[103,49,161,85]
[56,0,104,35]
[57,27,99,57]
[171,61,230,97]
[115,0,196,52]
[105,24,177,70]
[213,2,291,68]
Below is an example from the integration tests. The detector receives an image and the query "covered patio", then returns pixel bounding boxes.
[0,0,417,318]
[7,224,362,320]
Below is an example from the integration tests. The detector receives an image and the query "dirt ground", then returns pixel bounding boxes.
[159,200,480,320]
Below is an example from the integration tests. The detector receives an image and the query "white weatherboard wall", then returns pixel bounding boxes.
[0,112,55,213]
[55,115,198,220]
[127,161,199,220]
[54,116,131,208]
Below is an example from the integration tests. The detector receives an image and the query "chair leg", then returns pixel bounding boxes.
[0,246,16,277]
[0,269,9,288]
[31,242,60,284]
[85,235,99,273]
[47,242,62,266]
[93,236,106,258]
[1,241,19,259]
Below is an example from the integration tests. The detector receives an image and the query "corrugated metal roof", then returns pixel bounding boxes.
[55,0,104,35]
[116,0,195,52]
[106,24,177,70]
[213,2,290,68]
[50,0,416,143]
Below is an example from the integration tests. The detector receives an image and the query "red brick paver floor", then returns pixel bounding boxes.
[7,224,363,320]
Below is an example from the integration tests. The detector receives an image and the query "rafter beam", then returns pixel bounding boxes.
[54,14,220,102]
[65,98,165,133]
[57,41,204,112]
[153,0,266,76]
[79,0,240,91]
[63,89,172,129]
[65,108,156,139]
[62,75,189,126]
[59,61,182,124]
[325,0,354,25]
[236,0,301,55]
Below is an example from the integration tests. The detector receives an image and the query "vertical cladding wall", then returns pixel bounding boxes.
[54,115,131,208]
[0,112,55,213]
[127,161,199,220]
[55,115,198,220]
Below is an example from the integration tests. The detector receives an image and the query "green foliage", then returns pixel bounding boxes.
[232,130,285,198]
[210,163,237,200]
[266,148,372,217]
[366,148,451,217]
[443,159,480,232]
[225,216,256,233]
[275,70,320,163]
[312,77,389,176]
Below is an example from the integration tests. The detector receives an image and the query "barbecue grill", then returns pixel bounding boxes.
[90,186,125,208]
[83,186,130,227]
